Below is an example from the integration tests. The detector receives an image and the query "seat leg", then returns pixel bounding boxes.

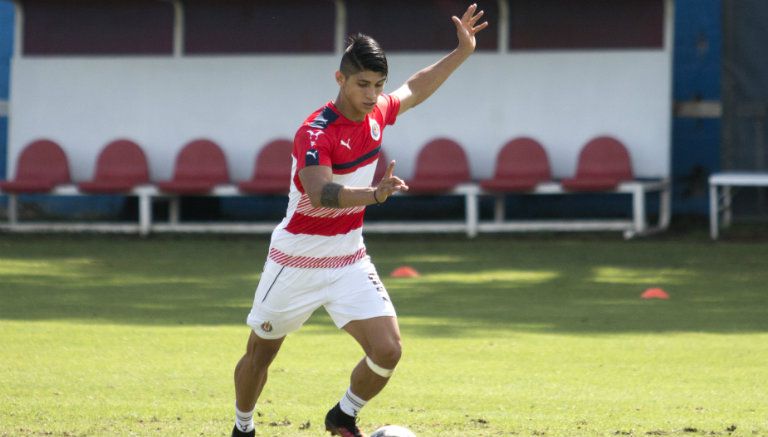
[659,183,671,230]
[709,183,719,240]
[8,194,18,226]
[494,195,505,223]
[465,188,478,238]
[632,185,647,235]
[169,197,180,225]
[139,193,151,236]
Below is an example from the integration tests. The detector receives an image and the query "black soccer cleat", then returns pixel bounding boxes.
[325,403,366,437]
[231,425,255,437]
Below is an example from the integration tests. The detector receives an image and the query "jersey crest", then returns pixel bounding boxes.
[369,118,381,141]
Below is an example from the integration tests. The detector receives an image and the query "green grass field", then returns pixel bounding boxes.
[1,234,767,436]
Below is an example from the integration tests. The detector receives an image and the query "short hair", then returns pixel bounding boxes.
[339,33,388,77]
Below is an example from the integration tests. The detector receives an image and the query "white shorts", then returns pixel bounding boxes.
[246,256,396,339]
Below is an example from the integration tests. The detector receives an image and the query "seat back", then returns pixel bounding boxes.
[412,138,470,183]
[172,139,229,183]
[575,136,633,180]
[494,137,551,181]
[14,139,71,183]
[93,139,149,183]
[252,139,293,180]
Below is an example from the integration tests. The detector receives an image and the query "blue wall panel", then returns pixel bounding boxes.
[0,1,12,101]
[672,118,721,214]
[0,2,12,56]
[673,0,722,101]
[0,117,6,180]
[671,0,722,216]
[1,1,12,182]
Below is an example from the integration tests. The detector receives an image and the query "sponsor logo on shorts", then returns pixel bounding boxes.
[260,321,273,333]
[368,272,387,299]
[368,273,384,291]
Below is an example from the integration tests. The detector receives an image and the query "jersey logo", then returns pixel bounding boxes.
[340,138,351,150]
[307,129,324,141]
[307,130,325,148]
[369,119,381,141]
[305,149,320,166]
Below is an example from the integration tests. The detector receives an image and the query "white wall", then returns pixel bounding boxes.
[8,50,671,182]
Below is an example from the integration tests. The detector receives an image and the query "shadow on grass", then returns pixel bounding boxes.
[0,234,766,335]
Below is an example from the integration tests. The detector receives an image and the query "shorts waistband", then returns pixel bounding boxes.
[268,247,367,269]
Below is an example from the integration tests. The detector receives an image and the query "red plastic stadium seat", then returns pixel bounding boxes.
[479,137,552,192]
[0,139,71,193]
[238,139,293,194]
[561,136,634,191]
[372,149,389,186]
[156,139,230,194]
[78,139,150,194]
[406,138,470,194]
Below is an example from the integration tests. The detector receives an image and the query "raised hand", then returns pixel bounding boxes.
[451,3,489,53]
[374,160,409,203]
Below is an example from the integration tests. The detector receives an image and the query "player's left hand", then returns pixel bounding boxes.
[452,3,489,53]
[375,160,409,203]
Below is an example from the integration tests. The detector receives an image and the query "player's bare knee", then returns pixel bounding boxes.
[246,336,283,369]
[370,340,402,369]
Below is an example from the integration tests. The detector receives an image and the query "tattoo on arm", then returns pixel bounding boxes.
[320,182,343,208]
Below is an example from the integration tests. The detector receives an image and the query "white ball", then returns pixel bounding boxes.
[370,425,417,437]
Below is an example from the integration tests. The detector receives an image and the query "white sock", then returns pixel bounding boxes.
[235,405,255,433]
[339,388,367,417]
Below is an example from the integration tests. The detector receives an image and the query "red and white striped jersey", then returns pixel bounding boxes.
[268,94,400,268]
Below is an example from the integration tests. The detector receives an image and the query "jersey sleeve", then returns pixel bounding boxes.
[294,126,334,172]
[378,93,401,126]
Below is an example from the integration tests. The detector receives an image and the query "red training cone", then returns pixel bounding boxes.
[641,288,670,300]
[390,266,420,278]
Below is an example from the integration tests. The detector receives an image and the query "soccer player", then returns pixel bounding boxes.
[232,4,488,437]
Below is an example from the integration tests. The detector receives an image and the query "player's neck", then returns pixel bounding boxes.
[333,94,366,122]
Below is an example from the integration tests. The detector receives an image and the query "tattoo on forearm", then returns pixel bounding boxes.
[320,182,343,208]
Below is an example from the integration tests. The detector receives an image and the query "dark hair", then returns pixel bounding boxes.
[339,33,388,77]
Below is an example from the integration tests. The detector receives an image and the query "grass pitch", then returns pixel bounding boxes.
[1,234,767,436]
